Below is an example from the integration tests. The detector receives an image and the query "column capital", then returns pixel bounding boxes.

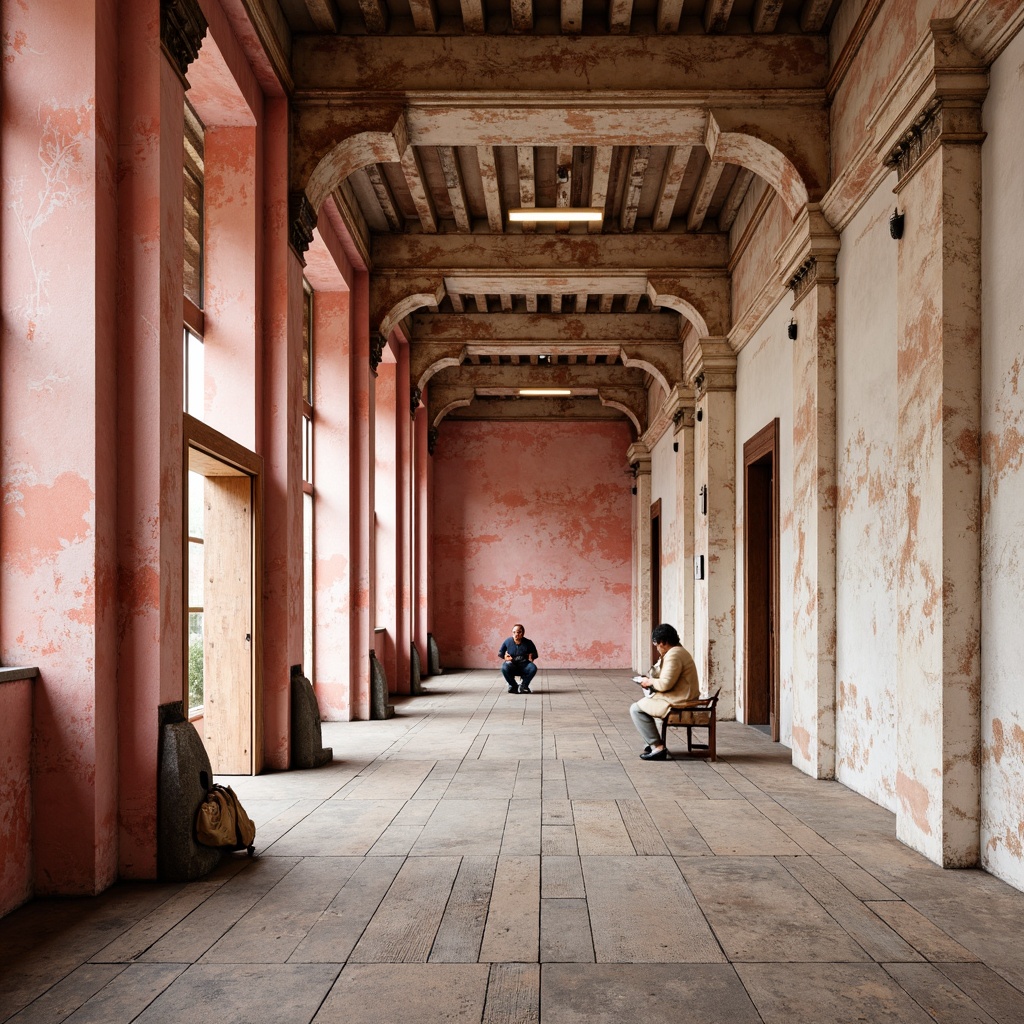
[370,331,386,376]
[160,0,207,87]
[626,441,652,476]
[427,427,439,455]
[410,385,423,418]
[641,382,692,448]
[887,96,987,188]
[778,204,841,301]
[684,338,736,397]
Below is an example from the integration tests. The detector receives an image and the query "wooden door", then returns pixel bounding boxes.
[743,420,779,740]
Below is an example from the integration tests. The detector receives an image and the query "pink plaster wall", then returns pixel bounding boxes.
[431,420,633,668]
[374,362,399,690]
[2,0,121,895]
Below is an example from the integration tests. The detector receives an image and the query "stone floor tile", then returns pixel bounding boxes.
[884,962,999,1023]
[264,801,405,856]
[540,900,594,963]
[641,799,714,856]
[5,964,126,1024]
[582,856,725,963]
[736,962,937,1023]
[812,854,900,901]
[289,857,404,964]
[317,963,490,1023]
[501,799,542,855]
[479,856,540,963]
[865,901,980,962]
[541,856,585,899]
[341,760,435,801]
[540,964,761,1023]
[138,856,300,963]
[61,964,187,1024]
[429,856,496,963]
[201,857,361,963]
[936,963,1024,1023]
[483,964,540,1024]
[571,801,634,856]
[780,856,922,962]
[366,824,423,856]
[679,856,870,962]
[541,798,573,826]
[349,856,461,963]
[541,825,579,856]
[411,799,509,856]
[563,761,638,801]
[131,963,338,1024]
[681,799,803,855]
[617,799,671,855]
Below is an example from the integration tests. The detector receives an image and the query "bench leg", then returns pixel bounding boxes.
[709,716,716,761]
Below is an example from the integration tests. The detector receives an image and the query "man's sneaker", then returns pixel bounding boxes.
[507,685,519,693]
[520,685,532,694]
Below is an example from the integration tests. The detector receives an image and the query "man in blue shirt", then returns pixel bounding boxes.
[498,623,539,693]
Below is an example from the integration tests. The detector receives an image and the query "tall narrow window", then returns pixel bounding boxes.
[302,279,315,682]
[183,100,205,417]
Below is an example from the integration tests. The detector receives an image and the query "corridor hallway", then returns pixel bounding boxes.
[3,669,1024,1024]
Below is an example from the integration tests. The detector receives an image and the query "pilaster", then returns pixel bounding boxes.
[687,340,737,713]
[888,92,985,867]
[779,204,841,780]
[627,442,653,670]
[674,401,697,654]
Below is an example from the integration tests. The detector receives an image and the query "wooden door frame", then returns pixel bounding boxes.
[183,414,265,774]
[743,419,780,741]
[650,498,662,635]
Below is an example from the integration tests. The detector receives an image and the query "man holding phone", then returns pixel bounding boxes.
[498,623,539,693]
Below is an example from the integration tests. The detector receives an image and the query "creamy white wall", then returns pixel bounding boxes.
[651,429,680,631]
[834,174,899,812]
[735,299,794,744]
[980,29,1024,889]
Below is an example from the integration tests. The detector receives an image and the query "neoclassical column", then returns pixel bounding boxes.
[778,205,840,779]
[627,442,652,670]
[888,84,986,866]
[685,340,737,713]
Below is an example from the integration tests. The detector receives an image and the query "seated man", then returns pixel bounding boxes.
[498,623,539,693]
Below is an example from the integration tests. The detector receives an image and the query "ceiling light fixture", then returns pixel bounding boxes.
[508,208,603,223]
[518,388,572,396]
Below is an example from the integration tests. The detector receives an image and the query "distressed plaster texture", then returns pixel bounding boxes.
[895,127,983,868]
[735,300,795,743]
[979,28,1024,889]
[432,420,632,669]
[834,174,899,812]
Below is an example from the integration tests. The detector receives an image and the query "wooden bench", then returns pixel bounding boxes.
[659,688,721,761]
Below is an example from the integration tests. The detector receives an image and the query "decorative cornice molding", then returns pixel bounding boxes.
[160,0,207,86]
[410,385,422,418]
[789,257,818,302]
[626,441,652,476]
[685,339,736,395]
[886,96,986,186]
[369,332,386,376]
[641,383,689,450]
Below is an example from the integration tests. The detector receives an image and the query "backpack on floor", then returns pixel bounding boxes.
[195,783,256,855]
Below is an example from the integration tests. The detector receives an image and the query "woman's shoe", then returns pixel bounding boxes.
[640,748,668,760]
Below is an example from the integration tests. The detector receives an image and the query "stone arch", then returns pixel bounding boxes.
[416,356,464,394]
[306,120,407,214]
[645,283,712,339]
[705,113,810,219]
[432,398,473,428]
[598,396,642,435]
[380,283,446,344]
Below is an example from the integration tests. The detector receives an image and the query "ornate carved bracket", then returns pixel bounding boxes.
[427,427,438,455]
[370,332,386,376]
[410,385,422,418]
[886,97,986,184]
[788,257,818,303]
[288,191,317,263]
[160,0,207,86]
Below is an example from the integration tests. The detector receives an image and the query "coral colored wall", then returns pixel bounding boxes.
[0,682,33,917]
[432,420,633,668]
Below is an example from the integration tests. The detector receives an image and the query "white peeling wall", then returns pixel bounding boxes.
[735,299,794,743]
[834,174,899,812]
[980,29,1024,890]
[652,430,681,632]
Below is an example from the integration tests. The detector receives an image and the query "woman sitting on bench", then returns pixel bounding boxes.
[630,623,700,761]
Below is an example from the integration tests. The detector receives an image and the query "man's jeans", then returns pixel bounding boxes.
[502,660,537,688]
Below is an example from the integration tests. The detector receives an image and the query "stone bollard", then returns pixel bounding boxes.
[369,651,395,720]
[290,665,333,769]
[428,632,443,675]
[411,642,423,694]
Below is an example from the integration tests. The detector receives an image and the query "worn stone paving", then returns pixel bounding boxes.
[3,668,1024,1023]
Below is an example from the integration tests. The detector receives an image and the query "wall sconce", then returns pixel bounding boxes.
[696,407,703,422]
[631,486,637,495]
[699,484,708,515]
[787,319,798,340]
[889,208,905,240]
[673,441,679,452]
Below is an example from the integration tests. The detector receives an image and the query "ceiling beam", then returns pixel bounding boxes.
[589,146,613,235]
[718,166,754,230]
[652,145,691,231]
[355,0,388,33]
[687,157,725,230]
[703,0,735,32]
[800,0,834,31]
[407,0,439,31]
[517,145,536,234]
[292,35,830,95]
[364,164,403,231]
[656,0,684,32]
[561,0,583,32]
[620,146,650,233]
[511,0,533,32]
[460,0,485,30]
[409,312,681,343]
[303,0,341,31]
[752,0,784,32]
[609,0,634,33]
[400,146,439,233]
[477,146,504,233]
[437,145,471,231]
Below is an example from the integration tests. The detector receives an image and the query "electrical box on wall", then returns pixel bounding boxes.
[694,555,705,580]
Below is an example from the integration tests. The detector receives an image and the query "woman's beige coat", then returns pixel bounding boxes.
[636,645,700,718]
